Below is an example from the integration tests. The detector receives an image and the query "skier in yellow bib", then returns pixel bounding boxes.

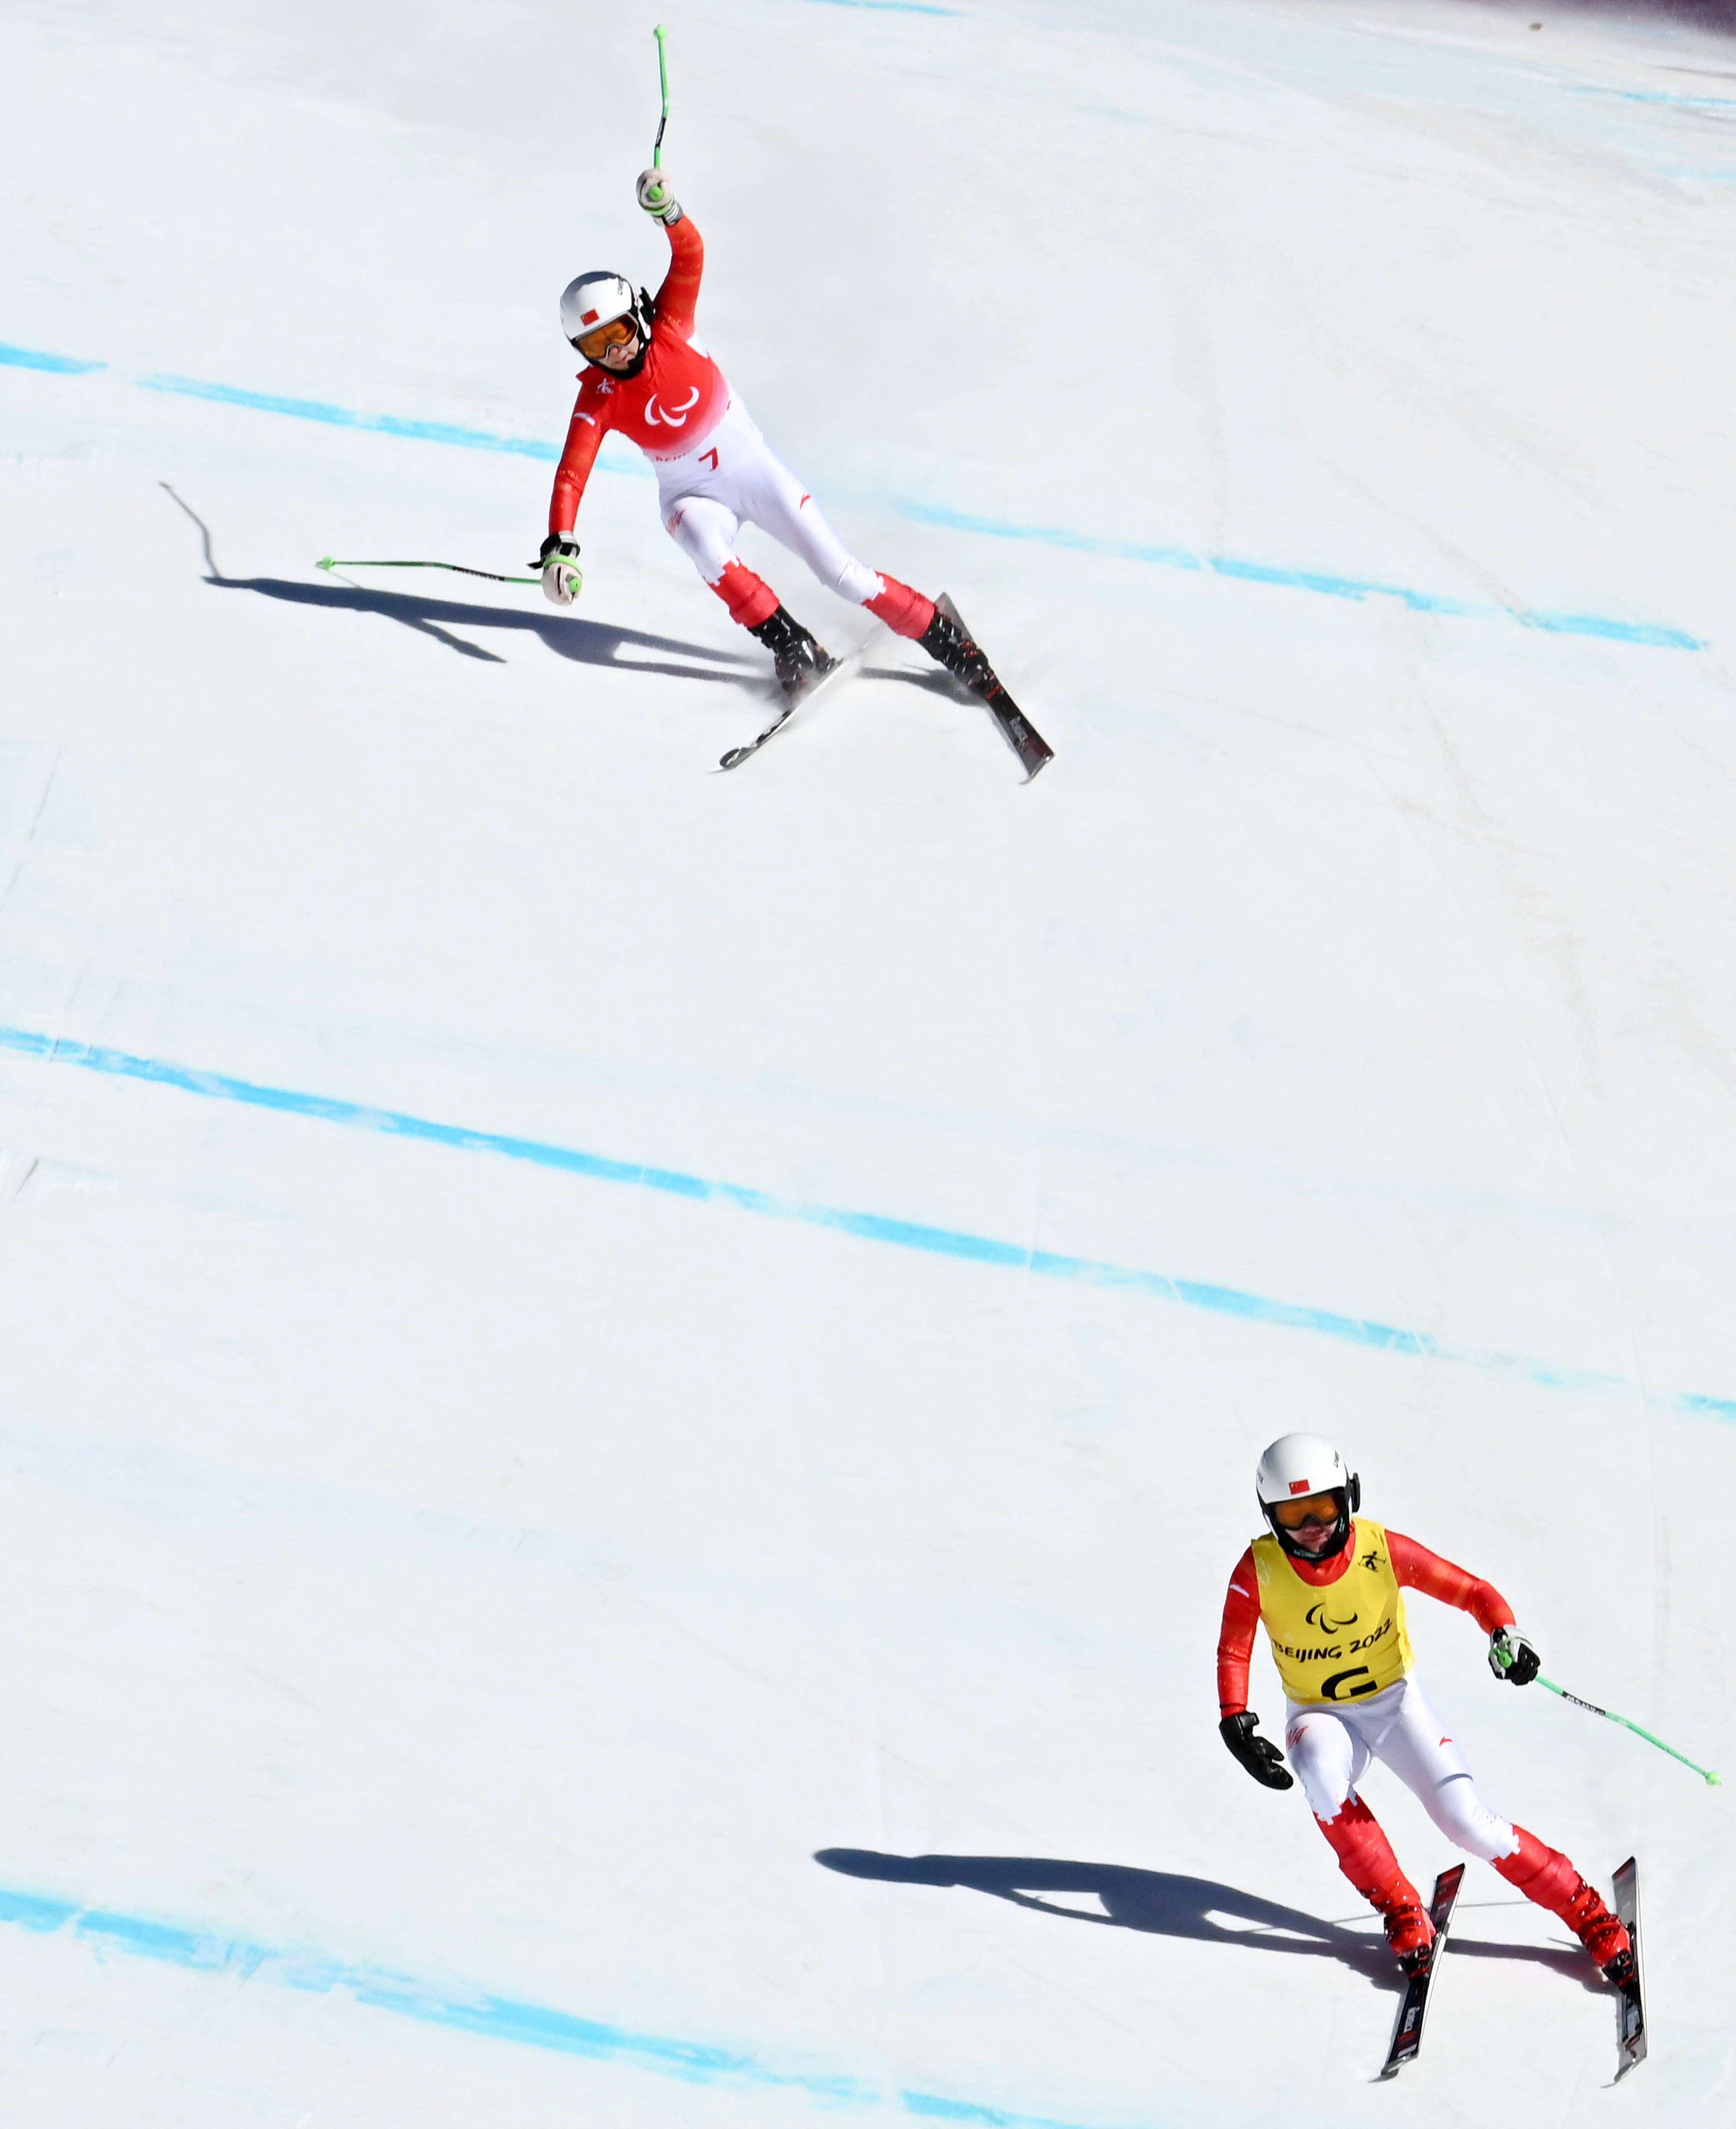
[1217,1432,1633,1980]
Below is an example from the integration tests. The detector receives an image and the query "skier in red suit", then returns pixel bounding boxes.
[1218,1432,1633,1980]
[539,170,1004,706]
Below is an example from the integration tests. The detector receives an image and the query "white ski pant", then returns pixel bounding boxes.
[656,397,882,608]
[1284,1673,1520,1863]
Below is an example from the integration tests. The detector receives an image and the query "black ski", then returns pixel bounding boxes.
[934,594,1053,782]
[1613,1857,1646,2081]
[718,696,798,773]
[717,646,860,772]
[1377,1864,1463,2080]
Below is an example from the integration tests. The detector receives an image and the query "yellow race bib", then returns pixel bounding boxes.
[1251,1518,1414,1704]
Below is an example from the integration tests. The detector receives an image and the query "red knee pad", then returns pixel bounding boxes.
[713,560,779,630]
[1315,1796,1419,1916]
[1493,1826,1582,1917]
[865,575,936,640]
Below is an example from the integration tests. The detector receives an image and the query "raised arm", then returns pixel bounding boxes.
[653,212,704,338]
[631,163,705,335]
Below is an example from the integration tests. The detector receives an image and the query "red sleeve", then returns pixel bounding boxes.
[1389,1530,1514,1635]
[653,214,704,336]
[1217,1547,1260,1716]
[549,394,607,537]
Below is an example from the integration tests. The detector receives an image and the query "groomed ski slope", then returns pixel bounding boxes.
[1,0,1733,2121]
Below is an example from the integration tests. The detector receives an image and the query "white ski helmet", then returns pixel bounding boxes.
[1255,1432,1361,1561]
[559,271,650,353]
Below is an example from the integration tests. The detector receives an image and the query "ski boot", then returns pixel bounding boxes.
[1495,1830,1633,1986]
[1382,1900,1437,1976]
[1314,1796,1435,1975]
[1564,1882,1634,1985]
[749,605,837,702]
[917,602,1005,703]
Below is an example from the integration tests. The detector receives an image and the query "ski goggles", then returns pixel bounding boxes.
[572,315,640,360]
[1270,1489,1343,1529]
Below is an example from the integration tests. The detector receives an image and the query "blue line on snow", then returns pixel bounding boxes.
[798,0,965,13]
[0,1882,1122,2129]
[0,340,105,375]
[136,372,560,459]
[897,502,1706,650]
[1573,85,1736,109]
[1,1023,1731,1421]
[0,343,1703,646]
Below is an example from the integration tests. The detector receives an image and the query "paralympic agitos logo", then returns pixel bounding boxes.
[1305,1601,1359,1633]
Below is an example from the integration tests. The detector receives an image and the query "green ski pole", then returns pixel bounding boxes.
[315,556,544,588]
[643,26,672,211]
[653,25,670,169]
[1534,1669,1721,1785]
[1493,1633,1719,1782]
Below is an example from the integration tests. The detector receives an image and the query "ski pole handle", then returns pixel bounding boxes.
[652,25,670,174]
[1538,1673,1722,1785]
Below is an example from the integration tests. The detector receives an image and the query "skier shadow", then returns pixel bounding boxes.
[160,481,756,686]
[814,1850,1604,1996]
[206,574,759,686]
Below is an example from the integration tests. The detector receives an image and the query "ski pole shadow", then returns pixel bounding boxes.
[814,1851,1607,1995]
[159,484,759,686]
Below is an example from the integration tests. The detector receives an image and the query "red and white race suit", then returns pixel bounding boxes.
[1215,1521,1621,1956]
[1219,1524,1520,1854]
[548,216,932,638]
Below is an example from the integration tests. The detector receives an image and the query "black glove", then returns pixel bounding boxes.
[1220,1712,1294,1790]
[1488,1627,1540,1686]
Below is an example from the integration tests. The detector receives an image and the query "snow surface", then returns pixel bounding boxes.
[2,0,1734,2120]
